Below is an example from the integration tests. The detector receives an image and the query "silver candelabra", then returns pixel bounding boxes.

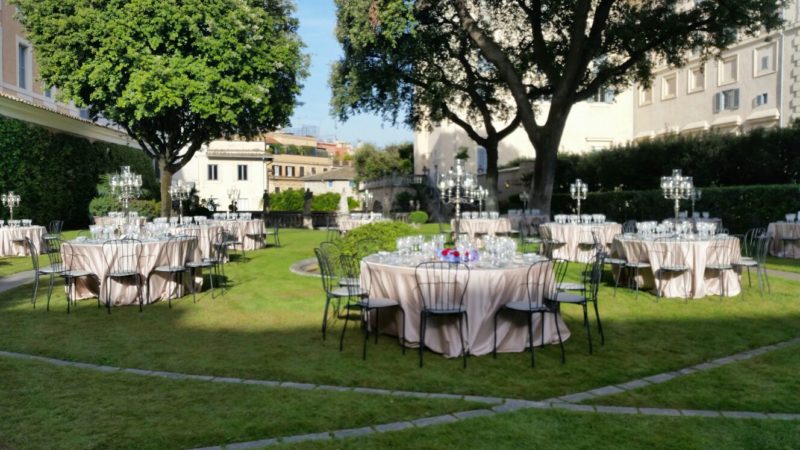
[661,169,694,220]
[169,179,194,219]
[570,179,588,216]
[476,186,488,214]
[439,158,480,235]
[2,191,20,221]
[361,189,373,212]
[690,188,702,216]
[110,166,142,214]
[520,191,530,214]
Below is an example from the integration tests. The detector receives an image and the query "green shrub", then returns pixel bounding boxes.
[270,188,305,212]
[408,211,429,224]
[551,184,800,234]
[347,196,359,211]
[311,192,341,212]
[340,221,417,255]
[89,195,119,218]
[130,199,161,220]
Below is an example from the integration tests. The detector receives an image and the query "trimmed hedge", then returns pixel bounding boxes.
[551,123,800,192]
[0,115,158,229]
[340,221,417,255]
[408,211,429,224]
[270,188,305,212]
[311,192,341,212]
[550,184,800,234]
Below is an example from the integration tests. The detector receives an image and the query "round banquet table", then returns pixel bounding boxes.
[360,255,570,357]
[612,235,742,299]
[66,238,203,306]
[174,225,224,260]
[0,226,45,256]
[766,222,800,258]
[451,218,513,239]
[209,219,265,250]
[539,223,622,263]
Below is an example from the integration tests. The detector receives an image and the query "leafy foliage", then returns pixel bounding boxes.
[347,197,360,211]
[270,188,305,212]
[311,192,341,212]
[352,142,414,181]
[339,221,418,255]
[408,211,429,224]
[14,0,309,215]
[0,116,158,228]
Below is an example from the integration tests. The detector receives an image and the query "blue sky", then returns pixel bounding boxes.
[288,0,413,148]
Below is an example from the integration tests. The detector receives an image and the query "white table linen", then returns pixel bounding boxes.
[766,222,800,258]
[539,223,622,262]
[0,226,45,256]
[451,218,513,238]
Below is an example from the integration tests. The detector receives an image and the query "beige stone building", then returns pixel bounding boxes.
[269,153,336,193]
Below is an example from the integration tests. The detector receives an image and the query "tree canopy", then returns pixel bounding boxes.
[15,0,308,215]
[332,0,785,212]
[353,142,413,181]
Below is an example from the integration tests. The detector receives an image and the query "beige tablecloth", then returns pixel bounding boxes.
[0,226,45,256]
[766,222,800,258]
[452,218,513,238]
[209,219,265,250]
[507,214,549,231]
[612,236,741,298]
[66,239,202,306]
[94,216,148,227]
[539,223,622,262]
[174,225,224,260]
[361,256,570,357]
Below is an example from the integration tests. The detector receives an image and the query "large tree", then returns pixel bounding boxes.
[332,0,521,211]
[15,0,308,216]
[333,0,784,213]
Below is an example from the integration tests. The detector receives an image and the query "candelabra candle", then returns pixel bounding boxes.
[569,179,588,216]
[690,188,702,216]
[661,169,694,220]
[1,191,21,221]
[169,180,195,219]
[110,166,142,214]
[440,159,482,235]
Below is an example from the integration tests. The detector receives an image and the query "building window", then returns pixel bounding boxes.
[274,187,280,193]
[286,166,295,177]
[207,164,218,180]
[754,92,768,107]
[661,73,677,100]
[688,66,705,93]
[79,108,90,119]
[273,165,281,177]
[589,88,615,104]
[638,86,653,106]
[718,56,737,86]
[311,167,317,175]
[327,181,333,188]
[713,88,739,113]
[44,87,52,99]
[299,166,305,177]
[754,44,776,77]
[237,164,248,181]
[18,43,29,90]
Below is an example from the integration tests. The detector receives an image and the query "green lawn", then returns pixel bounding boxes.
[765,255,800,274]
[0,226,799,448]
[0,229,83,277]
[587,343,800,413]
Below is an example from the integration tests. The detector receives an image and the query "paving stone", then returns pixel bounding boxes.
[616,379,651,391]
[333,427,374,439]
[182,374,215,381]
[374,421,415,433]
[677,367,698,375]
[390,390,429,399]
[462,395,503,404]
[587,386,625,397]
[492,401,538,413]
[241,379,280,387]
[124,368,153,376]
[453,409,496,420]
[721,411,768,419]
[211,377,243,384]
[281,432,331,444]
[639,408,681,416]
[643,372,678,384]
[70,362,100,370]
[278,381,315,390]
[691,363,718,371]
[559,392,595,403]
[767,413,800,421]
[93,365,120,373]
[594,405,638,415]
[226,438,278,449]
[315,384,352,392]
[551,403,595,413]
[188,446,222,450]
[680,409,721,417]
[47,358,72,366]
[411,415,458,427]
[427,393,464,400]
[352,387,392,395]
[149,370,186,380]
[710,356,737,365]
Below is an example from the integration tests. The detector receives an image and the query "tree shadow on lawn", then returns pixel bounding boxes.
[0,279,798,401]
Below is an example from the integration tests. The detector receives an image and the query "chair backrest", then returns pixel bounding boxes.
[707,236,737,267]
[102,239,142,275]
[653,237,688,268]
[225,222,241,242]
[45,237,64,270]
[622,220,637,234]
[550,258,570,291]
[48,220,64,235]
[742,227,765,258]
[340,253,369,300]
[164,235,193,267]
[23,237,40,271]
[354,238,381,259]
[319,241,344,277]
[754,234,771,264]
[415,261,469,313]
[525,259,555,309]
[62,241,88,272]
[210,231,227,261]
[583,252,605,301]
[314,247,339,295]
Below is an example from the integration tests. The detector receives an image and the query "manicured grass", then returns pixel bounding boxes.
[283,408,800,450]
[0,356,476,450]
[0,228,798,402]
[587,343,800,413]
[765,255,800,274]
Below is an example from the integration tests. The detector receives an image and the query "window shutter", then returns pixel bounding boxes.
[713,93,721,113]
[731,89,740,109]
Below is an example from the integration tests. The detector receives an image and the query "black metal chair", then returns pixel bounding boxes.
[414,261,470,368]
[652,237,692,300]
[339,254,405,359]
[623,246,651,299]
[732,227,764,289]
[60,240,98,313]
[147,235,193,308]
[43,219,64,245]
[23,237,59,310]
[602,234,628,296]
[262,223,281,247]
[102,238,144,313]
[224,222,245,261]
[315,247,365,341]
[546,255,605,356]
[518,223,542,254]
[186,231,227,298]
[493,259,564,367]
[705,236,739,299]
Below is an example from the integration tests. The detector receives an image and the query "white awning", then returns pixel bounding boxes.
[710,115,742,128]
[634,130,656,140]
[681,120,709,132]
[745,108,780,123]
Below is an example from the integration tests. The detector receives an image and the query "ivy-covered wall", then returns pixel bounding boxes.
[0,115,158,229]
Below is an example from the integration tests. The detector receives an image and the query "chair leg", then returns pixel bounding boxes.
[31,272,39,308]
[321,295,332,341]
[583,303,593,355]
[339,303,351,351]
[398,308,406,355]
[593,301,604,345]
[362,308,369,360]
[104,276,112,314]
[46,273,56,312]
[554,308,565,364]
[459,313,467,369]
[374,308,379,344]
[492,310,499,359]
[136,275,145,312]
[419,314,426,368]
[527,312,535,368]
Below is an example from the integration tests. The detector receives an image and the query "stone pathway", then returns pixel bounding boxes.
[0,270,35,294]
[2,336,799,450]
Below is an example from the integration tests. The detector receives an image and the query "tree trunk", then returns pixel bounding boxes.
[159,158,172,218]
[528,106,572,216]
[484,139,499,212]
